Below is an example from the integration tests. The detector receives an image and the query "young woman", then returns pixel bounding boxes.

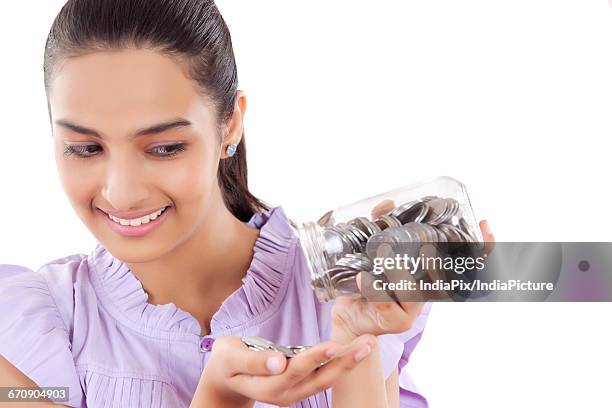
[0,1,494,407]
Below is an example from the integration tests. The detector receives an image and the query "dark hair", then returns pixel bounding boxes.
[43,0,271,223]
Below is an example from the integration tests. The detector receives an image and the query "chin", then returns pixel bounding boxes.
[109,245,163,264]
[96,233,169,263]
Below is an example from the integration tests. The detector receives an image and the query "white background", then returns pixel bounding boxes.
[1,1,611,407]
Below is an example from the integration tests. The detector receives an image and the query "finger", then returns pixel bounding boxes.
[479,219,496,255]
[357,271,401,304]
[357,270,413,332]
[212,336,288,376]
[372,302,414,332]
[271,341,341,384]
[371,199,396,220]
[316,210,334,227]
[227,341,344,400]
[290,335,378,400]
[363,285,423,333]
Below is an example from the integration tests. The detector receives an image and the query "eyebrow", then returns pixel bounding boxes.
[54,118,192,139]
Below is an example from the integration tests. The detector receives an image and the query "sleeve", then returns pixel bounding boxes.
[0,264,85,407]
[378,301,432,408]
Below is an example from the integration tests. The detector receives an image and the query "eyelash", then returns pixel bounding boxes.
[62,143,188,159]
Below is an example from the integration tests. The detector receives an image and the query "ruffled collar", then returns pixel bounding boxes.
[88,206,298,339]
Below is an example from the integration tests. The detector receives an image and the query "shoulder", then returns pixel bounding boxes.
[1,253,91,335]
[0,259,88,407]
[0,252,89,287]
[0,252,92,342]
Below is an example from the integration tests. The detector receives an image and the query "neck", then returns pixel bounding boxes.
[125,186,261,336]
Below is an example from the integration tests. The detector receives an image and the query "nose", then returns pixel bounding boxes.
[101,154,150,211]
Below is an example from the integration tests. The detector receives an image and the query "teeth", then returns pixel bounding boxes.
[108,207,167,227]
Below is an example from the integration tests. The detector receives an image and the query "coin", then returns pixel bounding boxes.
[422,198,449,225]
[334,275,360,295]
[242,336,276,352]
[241,336,311,358]
[349,216,381,238]
[391,200,422,224]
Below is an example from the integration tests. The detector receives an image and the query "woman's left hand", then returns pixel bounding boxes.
[330,200,496,343]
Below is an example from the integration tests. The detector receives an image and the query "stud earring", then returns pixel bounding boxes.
[226,144,237,157]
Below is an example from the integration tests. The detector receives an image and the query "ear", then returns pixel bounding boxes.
[221,90,247,159]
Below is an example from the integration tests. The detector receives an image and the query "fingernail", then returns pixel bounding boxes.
[266,356,284,374]
[484,220,491,235]
[325,346,339,358]
[354,345,371,362]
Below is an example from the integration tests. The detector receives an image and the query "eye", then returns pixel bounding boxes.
[63,144,102,159]
[149,143,187,158]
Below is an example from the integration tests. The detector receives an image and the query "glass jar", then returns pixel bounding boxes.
[296,176,484,302]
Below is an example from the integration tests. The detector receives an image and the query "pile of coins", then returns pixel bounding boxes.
[311,196,480,299]
[241,336,311,358]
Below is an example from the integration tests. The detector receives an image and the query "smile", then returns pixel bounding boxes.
[107,206,170,226]
[99,206,172,238]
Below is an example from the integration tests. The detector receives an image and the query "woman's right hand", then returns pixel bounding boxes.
[190,334,378,408]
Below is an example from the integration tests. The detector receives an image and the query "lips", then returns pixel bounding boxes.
[100,206,171,220]
[99,206,172,238]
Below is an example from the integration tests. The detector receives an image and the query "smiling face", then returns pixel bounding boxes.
[48,49,227,262]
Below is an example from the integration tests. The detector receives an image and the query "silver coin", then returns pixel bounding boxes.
[403,222,430,243]
[374,214,402,230]
[458,217,476,240]
[422,198,449,225]
[365,232,397,260]
[367,227,412,259]
[445,199,461,225]
[337,252,372,267]
[434,224,448,244]
[384,225,423,258]
[323,227,350,254]
[431,225,449,254]
[241,336,311,358]
[242,336,276,352]
[437,223,463,242]
[327,225,355,254]
[349,216,381,238]
[455,227,475,243]
[334,275,360,294]
[344,223,369,251]
[327,268,359,284]
[284,345,311,357]
[424,223,442,242]
[273,344,295,356]
[339,229,363,253]
[448,198,460,217]
[418,223,437,242]
[438,198,454,224]
[412,202,430,223]
[326,267,358,283]
[391,200,423,224]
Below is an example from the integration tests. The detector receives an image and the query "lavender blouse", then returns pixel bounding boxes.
[0,206,431,407]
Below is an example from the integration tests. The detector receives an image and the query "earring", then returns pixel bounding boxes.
[226,144,237,158]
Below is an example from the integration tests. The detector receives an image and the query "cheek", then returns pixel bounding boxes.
[158,148,219,207]
[55,151,97,212]
[58,167,100,223]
